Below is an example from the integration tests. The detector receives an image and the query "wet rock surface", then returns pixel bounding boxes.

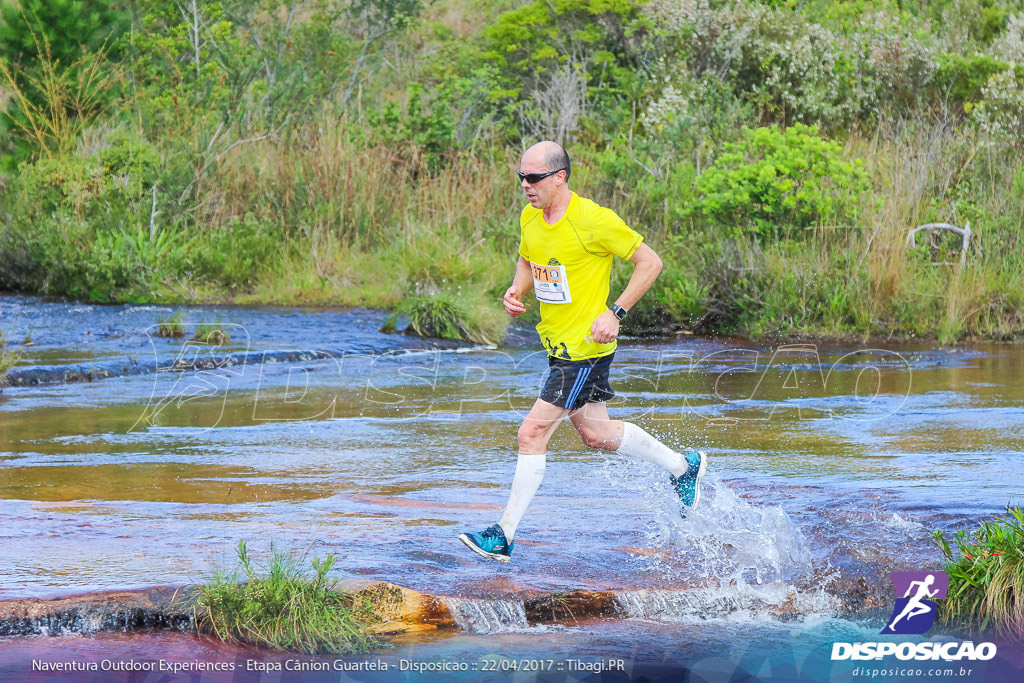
[0,580,883,641]
[0,586,197,637]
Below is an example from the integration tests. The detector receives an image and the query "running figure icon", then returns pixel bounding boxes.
[888,574,939,631]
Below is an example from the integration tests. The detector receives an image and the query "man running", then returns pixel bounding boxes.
[458,140,707,563]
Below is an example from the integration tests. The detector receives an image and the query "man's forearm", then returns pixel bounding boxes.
[513,256,534,296]
[614,245,663,311]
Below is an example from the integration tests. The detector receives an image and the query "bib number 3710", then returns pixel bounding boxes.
[531,262,572,304]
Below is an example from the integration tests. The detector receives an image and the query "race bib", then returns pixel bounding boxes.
[531,261,572,304]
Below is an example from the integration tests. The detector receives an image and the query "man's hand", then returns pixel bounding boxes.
[589,310,620,344]
[503,286,527,317]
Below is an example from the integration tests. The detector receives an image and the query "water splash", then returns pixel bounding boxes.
[611,465,815,586]
[613,583,835,624]
[443,597,529,634]
[679,479,813,582]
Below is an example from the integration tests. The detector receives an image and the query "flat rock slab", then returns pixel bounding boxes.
[0,581,862,640]
[0,586,198,637]
[0,582,460,639]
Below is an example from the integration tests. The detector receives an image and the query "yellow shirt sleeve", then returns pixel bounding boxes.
[518,206,532,261]
[580,204,644,260]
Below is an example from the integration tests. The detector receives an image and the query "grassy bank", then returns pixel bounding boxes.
[1,0,1023,343]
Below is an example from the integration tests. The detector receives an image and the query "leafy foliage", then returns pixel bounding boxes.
[385,290,507,345]
[934,506,1024,638]
[0,0,128,162]
[482,0,651,140]
[0,0,128,67]
[692,124,872,239]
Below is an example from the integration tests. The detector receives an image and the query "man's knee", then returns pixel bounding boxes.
[518,420,552,451]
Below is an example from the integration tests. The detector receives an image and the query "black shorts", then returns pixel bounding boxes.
[539,353,615,410]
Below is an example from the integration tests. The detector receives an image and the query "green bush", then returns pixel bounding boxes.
[481,0,650,139]
[364,83,457,166]
[934,506,1024,638]
[0,132,188,301]
[189,219,285,289]
[0,0,128,163]
[0,0,128,68]
[692,124,871,240]
[970,67,1024,153]
[935,54,1022,106]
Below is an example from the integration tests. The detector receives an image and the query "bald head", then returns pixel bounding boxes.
[522,141,571,182]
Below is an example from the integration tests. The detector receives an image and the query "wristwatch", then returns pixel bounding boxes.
[610,304,628,320]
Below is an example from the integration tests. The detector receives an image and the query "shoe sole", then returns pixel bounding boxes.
[689,451,708,508]
[458,534,512,563]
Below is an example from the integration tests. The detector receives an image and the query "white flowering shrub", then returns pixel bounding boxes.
[637,61,754,172]
[640,80,691,132]
[644,0,713,34]
[970,69,1024,152]
[848,11,938,115]
[992,13,1024,65]
[643,1,940,130]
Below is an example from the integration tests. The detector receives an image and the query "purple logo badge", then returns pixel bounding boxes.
[881,571,949,635]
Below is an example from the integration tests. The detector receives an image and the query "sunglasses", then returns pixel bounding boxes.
[517,168,565,184]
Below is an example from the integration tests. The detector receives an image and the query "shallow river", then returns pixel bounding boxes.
[1,296,1022,681]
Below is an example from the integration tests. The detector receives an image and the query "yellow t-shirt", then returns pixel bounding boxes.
[518,192,643,360]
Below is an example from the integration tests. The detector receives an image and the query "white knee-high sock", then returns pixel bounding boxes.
[616,422,688,477]
[497,452,546,541]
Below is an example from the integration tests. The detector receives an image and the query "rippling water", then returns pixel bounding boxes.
[1,296,1022,680]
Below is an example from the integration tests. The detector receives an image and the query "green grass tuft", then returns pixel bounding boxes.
[934,506,1024,639]
[385,291,507,345]
[0,330,22,387]
[155,311,185,338]
[196,541,381,654]
[191,321,230,345]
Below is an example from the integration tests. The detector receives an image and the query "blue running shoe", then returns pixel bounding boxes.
[458,524,514,563]
[670,451,707,509]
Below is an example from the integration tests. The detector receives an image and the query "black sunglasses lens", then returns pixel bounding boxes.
[518,170,553,183]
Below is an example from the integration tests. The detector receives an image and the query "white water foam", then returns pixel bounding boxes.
[613,583,836,625]
[876,512,924,532]
[443,597,530,634]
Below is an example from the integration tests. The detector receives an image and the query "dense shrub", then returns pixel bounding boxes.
[482,0,651,141]
[0,0,128,163]
[692,124,871,240]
